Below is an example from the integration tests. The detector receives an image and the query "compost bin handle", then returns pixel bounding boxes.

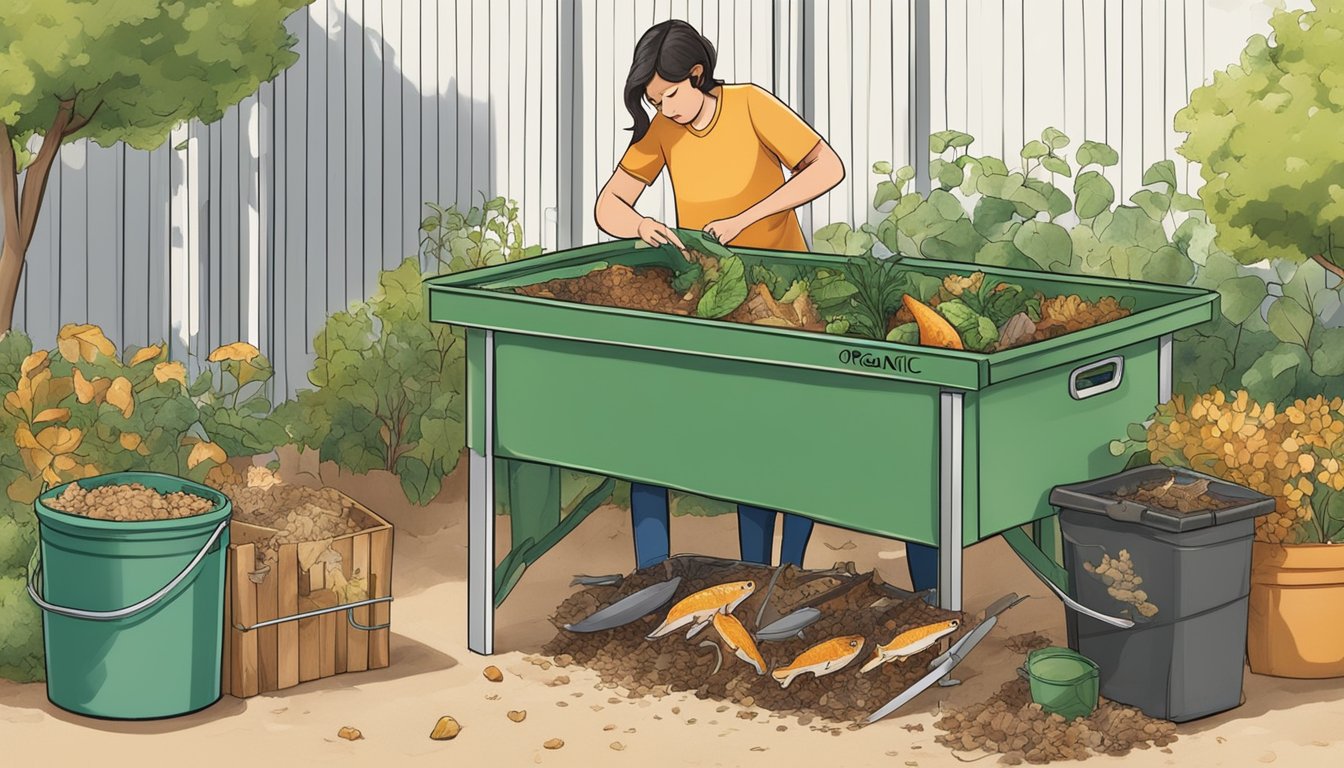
[26,519,229,622]
[1068,356,1125,400]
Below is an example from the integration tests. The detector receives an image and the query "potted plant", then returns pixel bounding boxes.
[1140,390,1344,678]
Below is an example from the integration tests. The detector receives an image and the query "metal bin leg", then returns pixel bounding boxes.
[468,330,497,655]
[938,391,964,613]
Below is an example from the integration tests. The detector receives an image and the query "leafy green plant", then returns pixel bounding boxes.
[816,127,1343,405]
[419,196,542,272]
[1174,0,1344,281]
[194,343,288,458]
[273,257,466,506]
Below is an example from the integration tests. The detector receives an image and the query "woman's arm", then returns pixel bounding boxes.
[703,140,845,243]
[595,168,686,250]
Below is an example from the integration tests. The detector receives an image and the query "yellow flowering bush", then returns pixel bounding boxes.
[1145,390,1344,544]
[0,326,277,681]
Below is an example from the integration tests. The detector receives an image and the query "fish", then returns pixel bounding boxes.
[712,613,768,675]
[860,619,961,674]
[770,635,866,688]
[645,580,755,640]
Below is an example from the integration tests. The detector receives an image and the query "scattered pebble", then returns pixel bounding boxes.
[543,738,564,750]
[485,694,500,701]
[751,746,768,752]
[555,654,573,667]
[603,724,616,731]
[337,726,362,741]
[549,675,571,686]
[507,710,527,723]
[556,701,569,708]
[430,716,461,741]
[483,665,503,683]
[610,741,626,751]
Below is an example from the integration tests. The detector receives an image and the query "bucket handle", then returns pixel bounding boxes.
[26,519,230,622]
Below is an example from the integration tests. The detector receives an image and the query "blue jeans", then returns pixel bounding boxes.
[630,482,940,589]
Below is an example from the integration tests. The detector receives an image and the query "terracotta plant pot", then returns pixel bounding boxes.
[1248,542,1344,678]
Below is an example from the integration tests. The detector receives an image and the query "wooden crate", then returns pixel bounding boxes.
[221,491,394,698]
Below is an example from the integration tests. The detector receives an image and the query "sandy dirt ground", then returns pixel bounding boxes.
[4,453,1344,767]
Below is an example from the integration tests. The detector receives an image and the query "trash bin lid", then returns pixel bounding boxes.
[1049,465,1276,533]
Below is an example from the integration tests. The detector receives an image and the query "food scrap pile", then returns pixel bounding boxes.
[1105,473,1242,515]
[46,481,216,521]
[935,674,1179,764]
[513,234,1133,352]
[543,557,966,724]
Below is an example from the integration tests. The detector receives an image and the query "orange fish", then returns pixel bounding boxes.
[712,613,767,675]
[770,635,866,688]
[645,580,755,640]
[860,619,960,673]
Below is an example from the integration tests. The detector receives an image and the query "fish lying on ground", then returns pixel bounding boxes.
[860,619,960,674]
[770,635,866,688]
[712,613,768,675]
[645,580,756,640]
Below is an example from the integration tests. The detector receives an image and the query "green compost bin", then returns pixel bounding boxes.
[28,472,232,720]
[424,240,1218,625]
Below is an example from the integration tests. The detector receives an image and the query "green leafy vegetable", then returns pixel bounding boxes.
[843,254,913,339]
[935,299,999,352]
[886,322,919,345]
[695,255,749,319]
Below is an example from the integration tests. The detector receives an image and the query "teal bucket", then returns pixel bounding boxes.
[1026,646,1101,720]
[27,471,232,720]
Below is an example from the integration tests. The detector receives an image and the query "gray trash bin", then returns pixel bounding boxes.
[1049,465,1275,722]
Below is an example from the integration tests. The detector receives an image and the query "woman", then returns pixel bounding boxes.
[594,20,941,593]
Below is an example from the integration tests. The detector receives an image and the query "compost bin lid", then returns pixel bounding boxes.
[1048,465,1276,533]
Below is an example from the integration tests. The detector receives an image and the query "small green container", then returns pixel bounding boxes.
[28,472,232,720]
[1027,646,1100,720]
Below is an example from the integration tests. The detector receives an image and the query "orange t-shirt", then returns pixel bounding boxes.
[618,83,822,252]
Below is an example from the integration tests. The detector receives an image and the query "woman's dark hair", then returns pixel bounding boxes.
[624,20,724,143]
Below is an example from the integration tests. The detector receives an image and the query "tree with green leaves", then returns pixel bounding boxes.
[0,0,313,334]
[1175,0,1344,279]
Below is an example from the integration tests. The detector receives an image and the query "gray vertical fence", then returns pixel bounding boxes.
[2,0,1280,398]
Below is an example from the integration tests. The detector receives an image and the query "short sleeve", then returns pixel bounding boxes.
[746,85,823,170]
[618,121,666,186]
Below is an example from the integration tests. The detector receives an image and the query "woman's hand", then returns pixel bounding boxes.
[703,215,750,245]
[637,217,687,252]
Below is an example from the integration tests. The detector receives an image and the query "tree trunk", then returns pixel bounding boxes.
[0,237,24,336]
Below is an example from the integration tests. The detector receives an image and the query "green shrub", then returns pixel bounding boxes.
[274,257,466,506]
[817,128,1343,406]
[276,196,545,506]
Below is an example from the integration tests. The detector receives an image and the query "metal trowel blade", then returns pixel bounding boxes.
[563,576,683,633]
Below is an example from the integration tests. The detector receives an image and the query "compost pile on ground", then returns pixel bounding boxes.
[542,557,965,724]
[46,481,216,521]
[934,674,1178,764]
[1105,473,1241,514]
